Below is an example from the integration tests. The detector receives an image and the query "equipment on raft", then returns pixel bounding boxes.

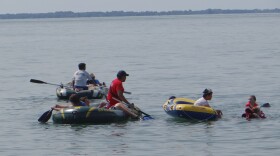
[56,87,105,99]
[162,97,220,121]
[52,106,141,124]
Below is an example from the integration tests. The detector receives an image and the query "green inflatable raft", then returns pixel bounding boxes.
[52,106,132,124]
[56,87,104,100]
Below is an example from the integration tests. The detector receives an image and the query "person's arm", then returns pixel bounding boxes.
[204,104,211,107]
[117,90,134,108]
[51,104,69,111]
[72,72,76,88]
[72,79,75,88]
[117,90,130,104]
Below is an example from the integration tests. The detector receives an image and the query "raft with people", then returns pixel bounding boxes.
[38,93,153,124]
[56,85,107,100]
[29,79,108,99]
[162,97,220,121]
[52,106,138,124]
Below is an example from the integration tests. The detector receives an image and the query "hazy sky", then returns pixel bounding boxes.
[1,0,279,14]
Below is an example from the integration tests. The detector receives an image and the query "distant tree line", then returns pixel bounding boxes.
[0,9,280,19]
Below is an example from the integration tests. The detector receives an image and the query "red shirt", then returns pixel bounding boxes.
[245,102,258,109]
[107,78,124,108]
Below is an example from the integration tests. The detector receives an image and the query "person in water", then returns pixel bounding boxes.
[194,88,222,117]
[106,70,139,118]
[244,95,265,119]
[72,63,93,91]
[52,94,87,111]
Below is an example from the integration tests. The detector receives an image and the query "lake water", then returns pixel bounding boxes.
[0,13,280,156]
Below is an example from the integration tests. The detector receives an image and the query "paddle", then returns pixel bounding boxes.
[30,79,64,88]
[112,97,153,119]
[124,91,132,94]
[38,109,53,123]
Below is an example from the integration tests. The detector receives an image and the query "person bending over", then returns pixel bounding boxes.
[194,88,222,117]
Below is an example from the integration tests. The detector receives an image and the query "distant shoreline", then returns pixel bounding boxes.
[1,9,280,19]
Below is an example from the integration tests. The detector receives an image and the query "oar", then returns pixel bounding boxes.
[124,91,132,94]
[30,79,64,87]
[112,97,153,119]
[38,109,53,123]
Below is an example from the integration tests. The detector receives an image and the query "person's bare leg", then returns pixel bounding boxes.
[115,103,138,118]
[98,102,107,108]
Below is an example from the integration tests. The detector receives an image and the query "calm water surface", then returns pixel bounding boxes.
[0,14,280,156]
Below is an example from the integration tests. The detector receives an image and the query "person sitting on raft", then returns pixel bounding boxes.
[244,95,265,119]
[194,88,223,117]
[72,63,94,91]
[106,70,139,118]
[80,96,90,106]
[80,96,107,107]
[52,94,87,111]
[87,73,105,86]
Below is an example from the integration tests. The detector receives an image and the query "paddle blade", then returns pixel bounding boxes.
[38,110,53,123]
[142,115,154,120]
[30,79,46,84]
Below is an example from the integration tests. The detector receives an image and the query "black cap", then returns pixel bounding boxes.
[169,96,176,100]
[117,70,129,78]
[203,88,213,94]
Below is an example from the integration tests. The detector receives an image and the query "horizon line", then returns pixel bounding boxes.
[1,8,279,20]
[1,8,279,15]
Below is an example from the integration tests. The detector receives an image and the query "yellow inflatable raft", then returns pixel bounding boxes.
[163,97,219,121]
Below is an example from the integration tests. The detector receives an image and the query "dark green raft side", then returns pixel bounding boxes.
[56,87,103,100]
[52,106,129,124]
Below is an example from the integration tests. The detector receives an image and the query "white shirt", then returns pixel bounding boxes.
[194,97,209,107]
[73,70,92,86]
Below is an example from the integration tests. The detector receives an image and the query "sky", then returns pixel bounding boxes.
[0,0,280,14]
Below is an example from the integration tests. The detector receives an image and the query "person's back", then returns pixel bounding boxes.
[73,63,92,90]
[74,70,91,86]
[194,97,209,107]
[107,77,124,109]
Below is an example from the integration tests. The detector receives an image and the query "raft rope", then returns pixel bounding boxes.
[169,103,216,122]
[180,110,216,122]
